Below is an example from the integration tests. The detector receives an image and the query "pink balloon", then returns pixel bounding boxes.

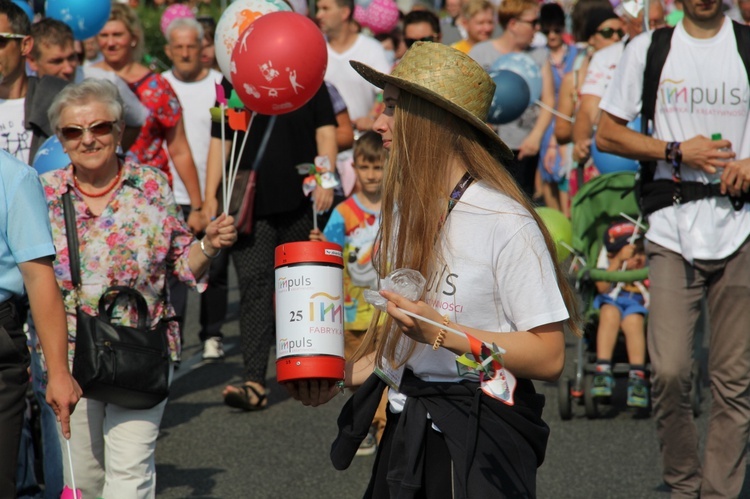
[61,486,82,499]
[231,12,327,115]
[363,0,399,35]
[160,4,195,37]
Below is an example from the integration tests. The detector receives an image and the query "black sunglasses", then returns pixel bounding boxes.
[596,27,625,39]
[541,27,564,35]
[0,32,24,49]
[59,121,117,141]
[405,36,436,48]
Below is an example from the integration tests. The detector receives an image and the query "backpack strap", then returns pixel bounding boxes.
[638,27,674,185]
[732,21,750,81]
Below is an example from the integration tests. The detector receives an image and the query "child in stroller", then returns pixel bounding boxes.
[591,220,649,409]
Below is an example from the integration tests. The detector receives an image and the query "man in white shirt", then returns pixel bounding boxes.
[597,1,750,495]
[316,0,391,133]
[163,17,227,361]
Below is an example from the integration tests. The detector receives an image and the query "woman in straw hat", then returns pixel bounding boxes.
[287,42,580,498]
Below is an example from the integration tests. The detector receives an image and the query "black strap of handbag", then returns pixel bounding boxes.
[62,190,169,315]
[62,191,82,288]
[249,115,276,173]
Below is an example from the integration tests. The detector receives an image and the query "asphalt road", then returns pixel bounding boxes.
[154,266,748,498]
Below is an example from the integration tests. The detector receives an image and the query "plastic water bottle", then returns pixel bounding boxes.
[712,133,732,162]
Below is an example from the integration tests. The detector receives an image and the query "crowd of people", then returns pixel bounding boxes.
[1,0,750,497]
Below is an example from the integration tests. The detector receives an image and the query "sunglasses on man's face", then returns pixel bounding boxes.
[59,121,117,141]
[405,36,436,48]
[0,33,25,49]
[596,27,625,39]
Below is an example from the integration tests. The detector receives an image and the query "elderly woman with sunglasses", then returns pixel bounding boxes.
[34,79,237,499]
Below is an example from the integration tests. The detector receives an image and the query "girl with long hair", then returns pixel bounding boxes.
[287,42,580,498]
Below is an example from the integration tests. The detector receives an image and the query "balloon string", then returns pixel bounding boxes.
[228,112,255,203]
[396,307,507,355]
[66,439,78,497]
[220,104,227,215]
[226,129,239,211]
[534,100,573,122]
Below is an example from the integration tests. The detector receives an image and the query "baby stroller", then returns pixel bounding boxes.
[556,171,702,419]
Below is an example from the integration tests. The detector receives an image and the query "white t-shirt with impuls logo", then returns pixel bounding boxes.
[402,181,569,383]
[600,17,750,262]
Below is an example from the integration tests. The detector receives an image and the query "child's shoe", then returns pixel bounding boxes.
[591,370,614,398]
[627,373,650,408]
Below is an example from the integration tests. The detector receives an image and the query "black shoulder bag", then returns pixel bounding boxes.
[63,191,172,410]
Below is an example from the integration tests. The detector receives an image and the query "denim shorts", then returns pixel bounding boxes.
[594,291,648,318]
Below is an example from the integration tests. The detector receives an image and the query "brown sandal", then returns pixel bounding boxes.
[224,384,268,411]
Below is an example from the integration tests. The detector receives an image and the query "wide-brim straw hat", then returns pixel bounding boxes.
[350,42,513,162]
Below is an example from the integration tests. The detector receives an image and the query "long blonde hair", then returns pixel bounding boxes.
[357,90,581,367]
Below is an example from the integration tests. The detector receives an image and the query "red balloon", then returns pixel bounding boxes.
[231,12,327,115]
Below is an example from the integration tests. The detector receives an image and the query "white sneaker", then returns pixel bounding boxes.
[355,427,378,457]
[202,337,224,361]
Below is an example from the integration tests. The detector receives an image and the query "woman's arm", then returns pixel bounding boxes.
[285,351,377,406]
[380,290,566,382]
[186,213,237,279]
[518,61,556,160]
[555,73,575,145]
[312,124,338,213]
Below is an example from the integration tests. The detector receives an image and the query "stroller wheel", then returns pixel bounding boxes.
[583,374,600,419]
[690,360,702,418]
[558,377,573,420]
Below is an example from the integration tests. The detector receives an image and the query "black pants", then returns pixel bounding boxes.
[170,205,230,344]
[508,151,539,200]
[232,205,312,385]
[366,407,454,499]
[0,301,28,498]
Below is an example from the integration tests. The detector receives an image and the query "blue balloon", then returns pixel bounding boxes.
[591,118,642,174]
[32,135,70,175]
[488,69,530,125]
[11,0,33,21]
[46,0,111,41]
[489,53,542,107]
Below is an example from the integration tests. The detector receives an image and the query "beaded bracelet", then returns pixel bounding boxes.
[665,141,682,181]
[432,315,450,350]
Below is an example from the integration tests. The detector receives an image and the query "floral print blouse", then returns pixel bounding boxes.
[127,72,181,182]
[34,159,206,384]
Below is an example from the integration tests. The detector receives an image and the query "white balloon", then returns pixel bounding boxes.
[215,0,292,84]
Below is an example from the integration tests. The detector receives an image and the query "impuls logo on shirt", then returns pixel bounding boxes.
[659,78,749,114]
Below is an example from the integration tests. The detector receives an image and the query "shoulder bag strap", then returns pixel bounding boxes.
[62,191,82,289]
[250,115,277,173]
